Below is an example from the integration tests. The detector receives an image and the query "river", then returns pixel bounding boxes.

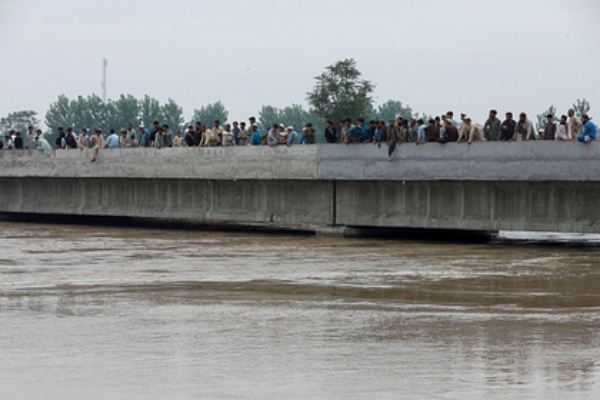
[0,221,599,399]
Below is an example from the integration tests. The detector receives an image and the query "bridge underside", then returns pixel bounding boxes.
[0,178,598,235]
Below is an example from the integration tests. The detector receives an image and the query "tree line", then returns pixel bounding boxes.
[1,58,592,144]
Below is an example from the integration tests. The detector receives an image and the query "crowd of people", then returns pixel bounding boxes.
[1,109,596,163]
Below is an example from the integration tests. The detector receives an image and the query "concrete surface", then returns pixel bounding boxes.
[1,142,600,181]
[1,143,600,235]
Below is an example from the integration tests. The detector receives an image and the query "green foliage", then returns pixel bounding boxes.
[44,94,184,136]
[189,101,229,127]
[572,98,591,118]
[161,98,184,132]
[373,100,413,122]
[259,104,325,142]
[536,105,557,132]
[45,95,75,134]
[307,58,374,125]
[0,110,39,135]
[112,94,140,130]
[139,95,162,129]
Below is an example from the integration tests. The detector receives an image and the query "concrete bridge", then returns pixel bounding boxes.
[1,142,600,236]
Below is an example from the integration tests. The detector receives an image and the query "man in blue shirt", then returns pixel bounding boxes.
[139,125,150,147]
[105,129,120,148]
[577,114,597,143]
[249,124,262,146]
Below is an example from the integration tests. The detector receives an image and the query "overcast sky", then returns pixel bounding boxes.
[1,0,599,127]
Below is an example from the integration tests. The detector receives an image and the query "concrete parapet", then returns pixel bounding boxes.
[1,142,599,181]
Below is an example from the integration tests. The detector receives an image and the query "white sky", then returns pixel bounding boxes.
[1,0,599,127]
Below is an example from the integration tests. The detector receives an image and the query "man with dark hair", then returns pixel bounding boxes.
[457,116,482,144]
[437,118,459,144]
[375,120,387,147]
[346,118,368,144]
[484,110,501,141]
[424,119,439,142]
[25,126,35,150]
[193,122,202,146]
[501,112,516,141]
[162,124,174,147]
[303,123,316,144]
[55,127,65,149]
[65,127,78,149]
[543,114,556,140]
[14,132,23,149]
[416,119,425,145]
[149,120,160,146]
[232,121,241,145]
[325,120,337,143]
[185,126,195,147]
[577,114,597,143]
[515,113,537,141]
[556,115,570,141]
[238,121,249,146]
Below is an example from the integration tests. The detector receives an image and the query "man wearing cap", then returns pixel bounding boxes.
[568,109,583,140]
[577,114,597,143]
[286,126,300,146]
[483,110,502,141]
[457,116,482,144]
[514,113,537,141]
[543,114,556,140]
[119,128,128,148]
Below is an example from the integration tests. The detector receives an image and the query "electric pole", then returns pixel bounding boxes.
[102,58,108,103]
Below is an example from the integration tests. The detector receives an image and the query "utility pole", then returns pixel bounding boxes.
[102,58,108,103]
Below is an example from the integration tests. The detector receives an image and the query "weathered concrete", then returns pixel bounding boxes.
[1,142,600,181]
[1,143,600,235]
[0,178,334,227]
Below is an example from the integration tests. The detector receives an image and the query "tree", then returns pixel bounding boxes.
[536,105,557,132]
[139,95,162,129]
[189,101,229,127]
[258,105,279,129]
[374,100,413,121]
[572,98,591,118]
[307,58,374,126]
[258,104,326,142]
[161,98,184,133]
[45,95,75,134]
[0,110,39,135]
[112,94,140,130]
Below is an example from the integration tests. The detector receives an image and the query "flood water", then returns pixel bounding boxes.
[0,221,599,399]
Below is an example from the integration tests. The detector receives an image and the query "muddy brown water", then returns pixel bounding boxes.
[0,222,599,399]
